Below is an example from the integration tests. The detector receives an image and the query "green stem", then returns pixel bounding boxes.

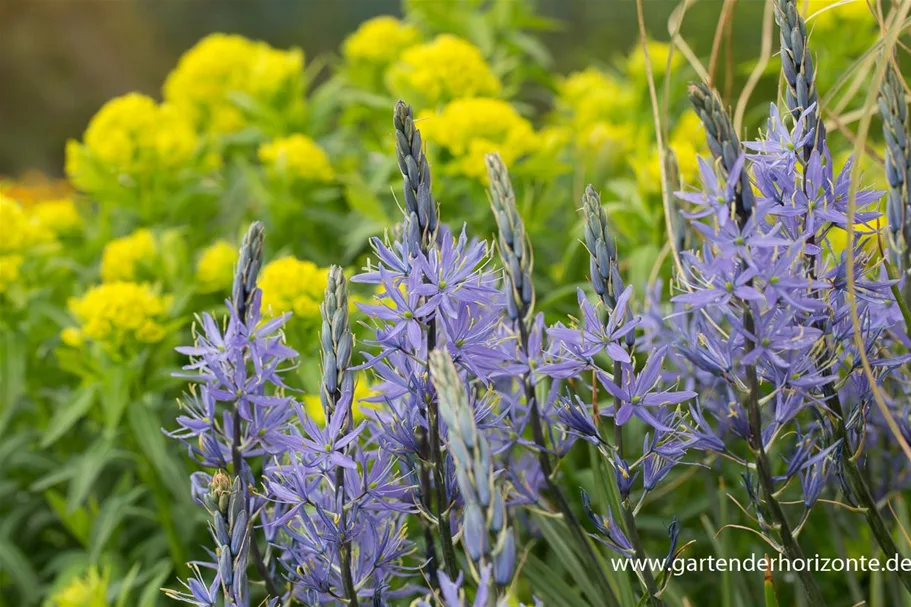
[231,403,280,598]
[612,358,662,607]
[427,317,459,579]
[612,361,624,457]
[138,461,187,577]
[620,503,665,607]
[336,468,359,607]
[842,433,911,594]
[518,324,621,607]
[743,310,826,606]
[885,261,911,335]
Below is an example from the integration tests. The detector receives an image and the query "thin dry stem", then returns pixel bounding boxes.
[844,0,911,464]
[734,0,775,132]
[707,0,737,90]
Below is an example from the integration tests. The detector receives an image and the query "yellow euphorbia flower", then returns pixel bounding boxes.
[808,0,873,29]
[386,35,501,106]
[626,40,683,81]
[0,255,23,295]
[100,229,158,283]
[669,112,708,184]
[559,68,635,126]
[26,199,82,235]
[258,257,330,320]
[0,195,55,254]
[258,135,334,182]
[419,98,538,181]
[66,93,199,189]
[66,282,172,347]
[304,381,377,426]
[576,121,636,160]
[196,240,238,294]
[50,567,109,607]
[637,114,708,194]
[343,16,421,65]
[164,34,304,134]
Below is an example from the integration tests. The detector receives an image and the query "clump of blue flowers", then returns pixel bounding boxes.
[163,13,911,602]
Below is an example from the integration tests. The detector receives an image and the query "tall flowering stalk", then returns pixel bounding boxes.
[880,54,911,316]
[582,186,664,606]
[355,101,507,590]
[683,82,826,604]
[486,153,620,606]
[670,66,911,599]
[167,221,295,604]
[393,99,457,579]
[774,6,911,591]
[263,264,413,605]
[774,0,824,159]
[323,266,358,606]
[540,182,697,605]
[431,348,516,602]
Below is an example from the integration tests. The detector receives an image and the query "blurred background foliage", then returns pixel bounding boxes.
[0,0,903,605]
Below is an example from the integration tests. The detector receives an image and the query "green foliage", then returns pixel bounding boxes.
[0,0,901,604]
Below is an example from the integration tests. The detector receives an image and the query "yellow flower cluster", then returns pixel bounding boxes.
[0,194,81,294]
[25,199,82,235]
[258,135,334,182]
[65,93,199,189]
[387,35,501,106]
[50,568,109,607]
[164,34,304,134]
[100,229,158,283]
[419,98,539,181]
[560,68,635,123]
[258,257,330,319]
[809,0,872,29]
[65,282,172,347]
[303,380,376,426]
[0,255,23,295]
[343,16,421,65]
[558,68,636,161]
[0,195,56,255]
[196,240,238,294]
[625,41,683,81]
[667,112,707,183]
[636,113,709,194]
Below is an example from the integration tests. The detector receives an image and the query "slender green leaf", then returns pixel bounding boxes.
[66,437,117,512]
[0,538,40,603]
[127,396,188,500]
[100,365,131,433]
[137,560,173,607]
[0,330,26,438]
[535,514,601,605]
[44,489,92,546]
[89,486,144,562]
[41,385,97,448]
[115,563,142,607]
[524,552,587,607]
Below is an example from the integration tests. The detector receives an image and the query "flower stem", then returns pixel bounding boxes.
[611,360,662,606]
[612,361,624,458]
[336,467,359,607]
[518,325,621,607]
[742,311,826,606]
[885,261,911,336]
[231,404,280,599]
[427,317,459,579]
[619,503,665,607]
[824,386,911,594]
